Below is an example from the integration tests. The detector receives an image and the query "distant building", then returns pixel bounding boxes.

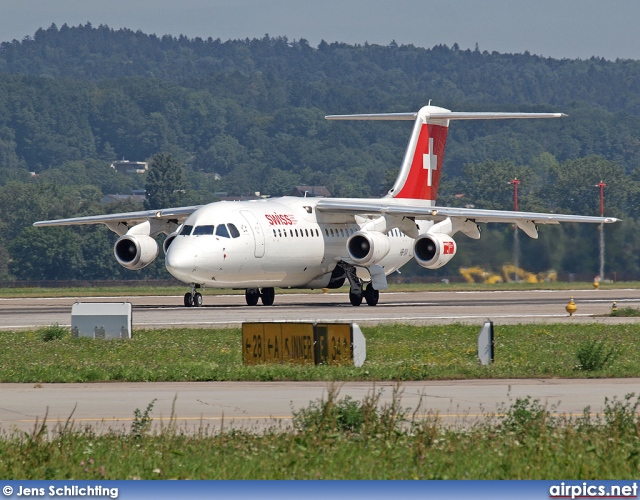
[101,192,147,206]
[219,194,262,202]
[290,185,331,197]
[110,160,148,174]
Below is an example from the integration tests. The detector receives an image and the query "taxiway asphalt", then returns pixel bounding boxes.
[1,288,640,330]
[2,378,639,433]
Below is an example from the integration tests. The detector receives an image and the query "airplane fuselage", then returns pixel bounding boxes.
[164,196,417,289]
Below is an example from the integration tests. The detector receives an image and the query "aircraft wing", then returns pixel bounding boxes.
[316,198,619,237]
[33,205,201,231]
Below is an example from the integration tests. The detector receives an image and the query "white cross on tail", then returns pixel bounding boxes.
[423,138,438,187]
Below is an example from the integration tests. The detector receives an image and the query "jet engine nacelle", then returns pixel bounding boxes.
[114,234,159,270]
[414,233,457,269]
[163,230,179,255]
[347,231,391,266]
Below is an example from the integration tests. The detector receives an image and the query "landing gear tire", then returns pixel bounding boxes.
[193,292,203,307]
[364,284,379,306]
[261,287,275,306]
[184,292,194,307]
[349,290,363,307]
[245,288,260,306]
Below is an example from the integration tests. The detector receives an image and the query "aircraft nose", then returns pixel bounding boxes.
[165,244,193,281]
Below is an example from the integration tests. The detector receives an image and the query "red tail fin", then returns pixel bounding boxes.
[389,115,449,202]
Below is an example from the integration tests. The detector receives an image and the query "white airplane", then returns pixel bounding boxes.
[34,104,619,307]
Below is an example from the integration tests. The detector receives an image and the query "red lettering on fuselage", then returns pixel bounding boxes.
[265,213,297,226]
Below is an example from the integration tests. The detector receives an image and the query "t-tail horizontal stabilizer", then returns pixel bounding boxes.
[326,104,566,203]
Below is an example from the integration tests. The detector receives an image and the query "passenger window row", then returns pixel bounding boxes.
[180,223,240,238]
[319,226,404,238]
[324,227,356,238]
[272,227,320,238]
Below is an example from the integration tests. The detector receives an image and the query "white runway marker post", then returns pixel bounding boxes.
[478,320,494,366]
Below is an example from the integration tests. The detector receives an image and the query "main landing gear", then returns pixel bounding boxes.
[349,283,379,306]
[184,284,203,307]
[364,283,379,306]
[245,287,275,306]
[339,261,379,307]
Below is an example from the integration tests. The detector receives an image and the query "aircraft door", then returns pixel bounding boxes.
[240,210,265,258]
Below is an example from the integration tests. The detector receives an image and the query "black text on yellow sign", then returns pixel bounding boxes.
[242,323,355,365]
[315,323,352,365]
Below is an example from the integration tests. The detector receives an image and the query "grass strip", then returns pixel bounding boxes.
[1,323,639,382]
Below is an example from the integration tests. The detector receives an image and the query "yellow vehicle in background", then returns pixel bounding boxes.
[459,267,503,284]
[459,266,557,284]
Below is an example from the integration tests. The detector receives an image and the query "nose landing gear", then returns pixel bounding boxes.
[184,284,203,307]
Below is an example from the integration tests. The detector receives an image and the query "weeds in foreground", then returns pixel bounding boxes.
[130,399,156,439]
[603,393,640,435]
[37,323,69,342]
[610,307,640,317]
[574,339,618,371]
[2,391,640,479]
[292,384,408,440]
[3,390,640,479]
[498,396,554,437]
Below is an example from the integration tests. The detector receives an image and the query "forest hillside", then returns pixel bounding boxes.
[1,24,638,280]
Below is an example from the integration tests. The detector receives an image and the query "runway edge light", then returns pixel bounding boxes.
[566,296,577,317]
[478,320,494,366]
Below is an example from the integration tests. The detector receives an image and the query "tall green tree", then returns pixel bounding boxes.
[8,227,85,280]
[544,156,631,216]
[144,153,187,210]
[455,160,535,211]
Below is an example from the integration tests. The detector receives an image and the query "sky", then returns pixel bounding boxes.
[1,0,639,61]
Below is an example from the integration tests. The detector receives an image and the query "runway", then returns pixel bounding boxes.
[2,379,638,433]
[1,288,640,330]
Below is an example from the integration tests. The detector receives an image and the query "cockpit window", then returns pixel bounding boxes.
[215,224,230,238]
[193,225,214,235]
[180,225,193,236]
[228,223,240,238]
